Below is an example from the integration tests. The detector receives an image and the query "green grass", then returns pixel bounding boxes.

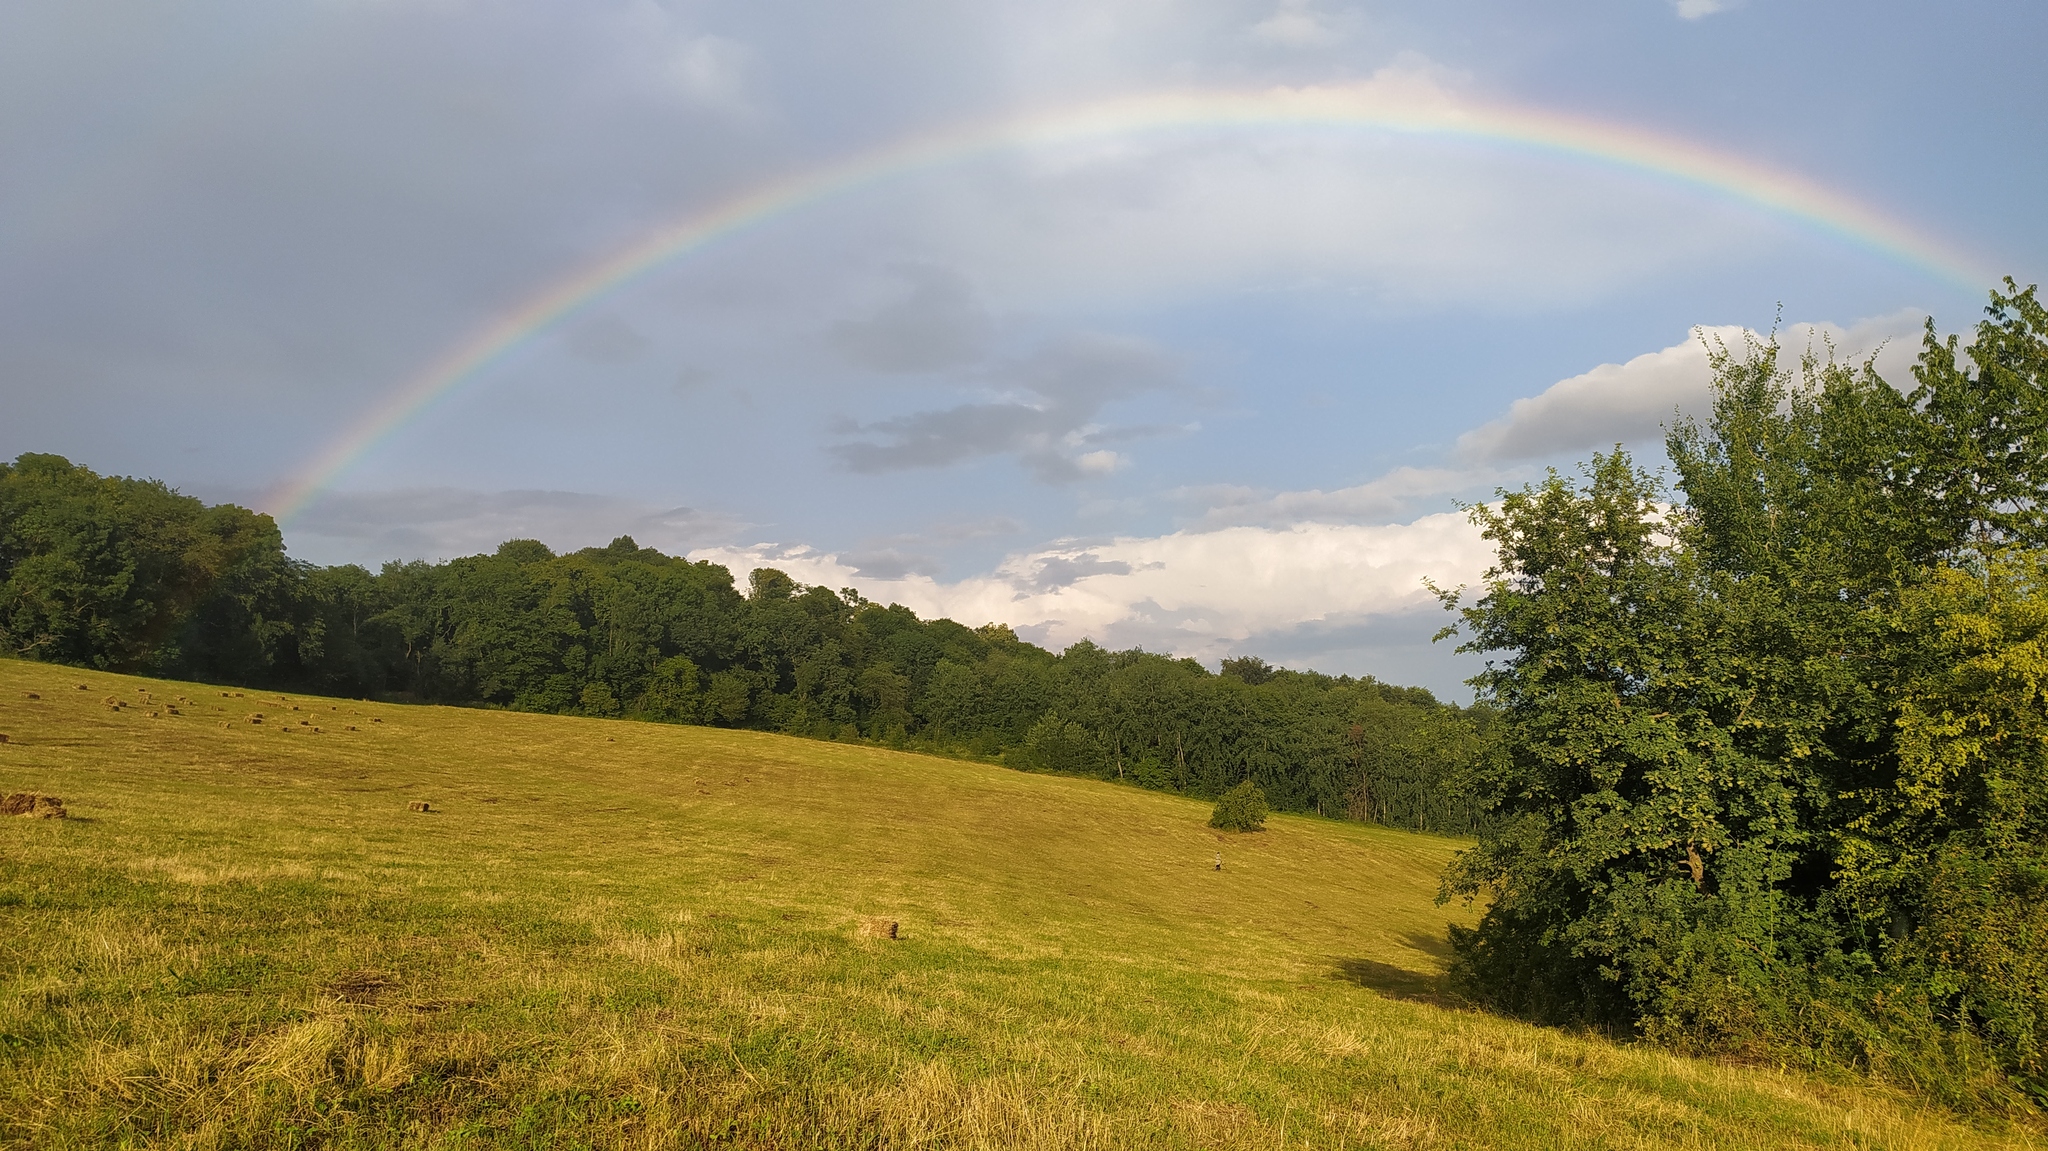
[0,660,2036,1149]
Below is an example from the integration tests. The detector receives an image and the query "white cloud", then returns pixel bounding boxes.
[691,511,1492,664]
[1673,0,1732,19]
[1251,0,1345,47]
[1190,465,1500,528]
[1456,310,1928,463]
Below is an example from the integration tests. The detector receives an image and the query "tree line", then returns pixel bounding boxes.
[0,452,1483,832]
[1445,281,2048,1111]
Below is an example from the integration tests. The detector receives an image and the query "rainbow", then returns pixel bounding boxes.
[269,81,1993,521]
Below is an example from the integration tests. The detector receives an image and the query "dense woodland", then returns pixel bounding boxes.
[0,453,1481,833]
[1446,281,2048,1111]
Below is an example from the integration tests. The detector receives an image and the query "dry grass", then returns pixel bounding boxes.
[0,658,2037,1149]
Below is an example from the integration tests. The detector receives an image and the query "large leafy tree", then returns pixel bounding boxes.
[1444,281,2048,1107]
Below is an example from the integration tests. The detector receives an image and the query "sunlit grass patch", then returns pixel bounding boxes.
[0,658,2035,1148]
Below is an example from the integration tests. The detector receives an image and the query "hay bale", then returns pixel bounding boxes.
[75,684,89,691]
[408,800,431,813]
[858,917,900,940]
[3,793,64,818]
[0,734,8,744]
[23,692,38,700]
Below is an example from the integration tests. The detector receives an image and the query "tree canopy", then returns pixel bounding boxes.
[1443,281,2048,1110]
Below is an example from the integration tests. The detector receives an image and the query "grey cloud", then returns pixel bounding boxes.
[567,317,649,363]
[1024,552,1136,591]
[829,334,1175,481]
[841,548,942,580]
[830,265,991,373]
[283,488,739,566]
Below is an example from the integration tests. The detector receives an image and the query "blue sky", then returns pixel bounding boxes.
[4,1,2043,696]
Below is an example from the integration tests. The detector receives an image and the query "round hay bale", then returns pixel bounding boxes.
[23,692,39,700]
[408,800,432,813]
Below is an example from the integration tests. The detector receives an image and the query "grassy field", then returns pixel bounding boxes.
[0,659,2036,1149]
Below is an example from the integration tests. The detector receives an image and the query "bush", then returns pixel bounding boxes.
[1210,780,1268,831]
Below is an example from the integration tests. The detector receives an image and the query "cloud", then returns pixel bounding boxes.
[1190,465,1500,528]
[1456,310,1929,464]
[1251,0,1345,47]
[829,265,991,372]
[565,316,649,363]
[829,334,1175,481]
[1672,0,1733,19]
[665,34,759,116]
[690,510,1493,672]
[284,488,738,566]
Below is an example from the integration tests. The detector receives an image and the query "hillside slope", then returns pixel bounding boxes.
[0,659,2031,1149]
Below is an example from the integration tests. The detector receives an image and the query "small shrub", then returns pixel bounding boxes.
[1210,781,1268,831]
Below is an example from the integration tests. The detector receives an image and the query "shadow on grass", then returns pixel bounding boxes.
[1330,931,1466,1008]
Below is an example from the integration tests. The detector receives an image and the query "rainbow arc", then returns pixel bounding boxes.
[269,82,1992,521]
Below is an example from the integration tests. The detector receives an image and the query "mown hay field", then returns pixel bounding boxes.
[0,659,2034,1149]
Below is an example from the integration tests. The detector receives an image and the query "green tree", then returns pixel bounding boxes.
[1210,780,1269,831]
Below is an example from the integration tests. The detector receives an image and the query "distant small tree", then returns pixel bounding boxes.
[579,681,621,717]
[1210,780,1269,831]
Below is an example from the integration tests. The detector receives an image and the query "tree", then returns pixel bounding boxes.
[1441,286,2048,1107]
[1210,780,1269,831]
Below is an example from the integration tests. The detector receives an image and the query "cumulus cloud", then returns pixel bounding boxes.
[284,488,738,566]
[829,334,1175,481]
[1456,310,1929,464]
[690,511,1492,668]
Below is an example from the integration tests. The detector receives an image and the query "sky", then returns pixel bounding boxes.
[4,1,2044,698]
